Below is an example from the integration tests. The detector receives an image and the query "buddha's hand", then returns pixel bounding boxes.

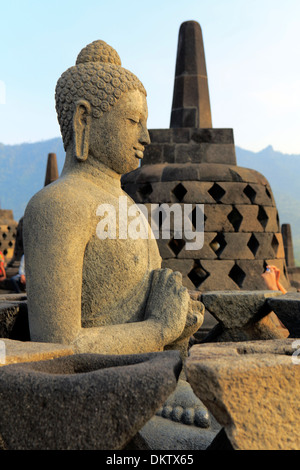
[177,291,204,341]
[145,268,191,345]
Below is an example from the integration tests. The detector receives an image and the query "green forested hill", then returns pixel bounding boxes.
[0,138,299,264]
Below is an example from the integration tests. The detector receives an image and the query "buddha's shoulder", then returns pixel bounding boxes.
[25,176,95,220]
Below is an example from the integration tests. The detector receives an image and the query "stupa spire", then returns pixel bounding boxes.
[44,153,59,186]
[170,21,212,128]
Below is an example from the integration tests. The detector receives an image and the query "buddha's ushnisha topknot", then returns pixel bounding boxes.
[55,40,146,150]
[76,40,122,66]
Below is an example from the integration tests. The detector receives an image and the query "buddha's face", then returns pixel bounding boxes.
[88,89,150,174]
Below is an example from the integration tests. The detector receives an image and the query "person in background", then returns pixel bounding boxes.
[0,251,6,282]
[10,254,26,293]
[261,264,287,294]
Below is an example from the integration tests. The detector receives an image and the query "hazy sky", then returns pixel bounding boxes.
[1,0,300,154]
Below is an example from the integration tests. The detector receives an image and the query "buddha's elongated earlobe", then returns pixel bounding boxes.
[73,100,92,162]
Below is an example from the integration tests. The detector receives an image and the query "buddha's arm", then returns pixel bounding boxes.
[72,268,195,355]
[24,193,196,354]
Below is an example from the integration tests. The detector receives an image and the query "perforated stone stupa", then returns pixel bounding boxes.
[122,20,290,292]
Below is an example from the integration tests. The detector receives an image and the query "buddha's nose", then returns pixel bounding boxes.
[139,125,151,146]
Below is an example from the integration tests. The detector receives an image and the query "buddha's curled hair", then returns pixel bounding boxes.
[55,40,146,150]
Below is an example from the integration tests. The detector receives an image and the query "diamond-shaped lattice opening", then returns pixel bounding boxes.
[227,207,243,232]
[172,183,187,202]
[228,263,246,288]
[208,183,226,203]
[247,233,259,256]
[271,234,279,256]
[2,233,7,239]
[189,206,206,229]
[209,233,227,257]
[188,262,210,288]
[257,206,269,230]
[243,184,257,203]
[168,238,186,256]
[137,183,153,199]
[265,187,272,199]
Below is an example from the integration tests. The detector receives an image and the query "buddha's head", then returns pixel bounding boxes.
[55,40,150,174]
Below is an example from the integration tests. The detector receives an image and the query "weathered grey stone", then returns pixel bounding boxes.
[44,153,59,187]
[140,415,220,450]
[190,128,234,145]
[0,350,182,450]
[281,223,295,267]
[170,21,212,129]
[155,379,210,428]
[194,260,238,291]
[0,338,74,366]
[266,293,300,337]
[201,290,283,329]
[185,340,300,450]
[23,40,203,356]
[217,233,255,260]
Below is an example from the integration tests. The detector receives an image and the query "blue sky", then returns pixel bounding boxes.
[1,0,300,153]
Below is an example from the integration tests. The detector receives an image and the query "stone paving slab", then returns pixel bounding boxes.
[185,339,300,450]
[0,338,74,366]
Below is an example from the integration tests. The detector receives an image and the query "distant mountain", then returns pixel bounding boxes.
[0,138,299,264]
[0,138,66,221]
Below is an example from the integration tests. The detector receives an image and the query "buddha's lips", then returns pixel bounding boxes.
[134,148,144,159]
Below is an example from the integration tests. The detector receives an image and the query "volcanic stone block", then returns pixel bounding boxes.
[213,183,251,205]
[244,183,276,206]
[230,167,269,185]
[149,129,173,144]
[266,293,300,337]
[177,232,217,260]
[160,163,235,183]
[272,233,285,259]
[281,224,295,267]
[194,260,238,291]
[201,290,283,329]
[246,232,278,258]
[174,144,236,165]
[173,181,218,204]
[234,259,267,290]
[190,128,234,145]
[0,338,74,367]
[261,206,280,232]
[0,350,182,450]
[143,144,164,164]
[203,205,234,232]
[44,153,59,187]
[234,206,263,232]
[171,128,191,143]
[170,21,212,129]
[217,233,254,260]
[185,340,300,450]
[161,259,196,290]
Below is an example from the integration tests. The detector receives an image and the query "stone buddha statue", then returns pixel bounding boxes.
[23,40,204,356]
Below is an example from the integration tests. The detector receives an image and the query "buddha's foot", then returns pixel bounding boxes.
[156,379,210,428]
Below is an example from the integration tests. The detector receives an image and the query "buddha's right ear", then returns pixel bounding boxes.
[73,100,92,162]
